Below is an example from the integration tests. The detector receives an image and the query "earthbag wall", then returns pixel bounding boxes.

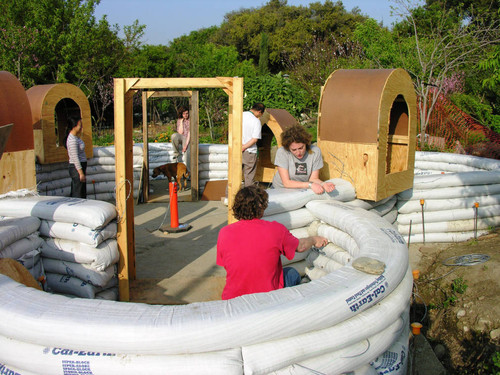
[397,152,500,243]
[0,196,411,374]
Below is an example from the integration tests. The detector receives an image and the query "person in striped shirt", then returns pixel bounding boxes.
[64,116,87,198]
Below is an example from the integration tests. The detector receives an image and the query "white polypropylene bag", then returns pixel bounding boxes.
[0,216,41,251]
[0,196,117,229]
[42,258,117,287]
[41,238,119,271]
[0,233,44,260]
[265,178,356,216]
[39,220,117,247]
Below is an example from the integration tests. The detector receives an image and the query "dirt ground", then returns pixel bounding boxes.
[409,229,500,374]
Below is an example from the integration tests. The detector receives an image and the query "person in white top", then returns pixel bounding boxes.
[242,103,265,187]
[64,116,87,198]
[171,106,191,172]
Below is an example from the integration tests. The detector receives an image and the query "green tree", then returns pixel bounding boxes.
[353,0,500,145]
[258,32,269,75]
[0,20,39,87]
[285,34,367,106]
[394,0,499,144]
[353,19,398,68]
[168,28,256,78]
[213,0,366,73]
[0,0,144,129]
[243,73,310,117]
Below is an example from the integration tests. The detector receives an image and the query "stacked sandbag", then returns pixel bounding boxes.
[0,195,119,300]
[397,152,500,243]
[198,144,228,190]
[414,150,500,174]
[0,195,412,375]
[262,178,356,230]
[0,215,45,289]
[346,195,399,225]
[36,145,143,201]
[87,145,143,201]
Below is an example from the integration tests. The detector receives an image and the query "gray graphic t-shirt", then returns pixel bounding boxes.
[272,145,324,188]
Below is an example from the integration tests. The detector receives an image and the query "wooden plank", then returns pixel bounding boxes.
[150,91,193,98]
[254,165,276,183]
[142,92,149,202]
[114,78,136,302]
[228,78,243,224]
[318,140,379,201]
[0,150,36,195]
[201,180,228,201]
[381,169,415,199]
[386,143,408,174]
[128,78,227,90]
[388,134,409,144]
[190,91,199,201]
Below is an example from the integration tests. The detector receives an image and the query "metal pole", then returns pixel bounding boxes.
[420,199,425,244]
[474,202,479,239]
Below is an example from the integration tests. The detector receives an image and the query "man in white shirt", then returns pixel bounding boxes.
[242,103,265,187]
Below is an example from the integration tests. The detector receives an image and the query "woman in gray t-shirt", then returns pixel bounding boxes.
[272,125,335,195]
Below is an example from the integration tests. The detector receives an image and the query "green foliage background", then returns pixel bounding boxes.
[0,0,498,146]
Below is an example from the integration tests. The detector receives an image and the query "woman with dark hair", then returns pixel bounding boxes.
[216,185,328,300]
[171,106,190,171]
[65,116,87,198]
[272,124,335,195]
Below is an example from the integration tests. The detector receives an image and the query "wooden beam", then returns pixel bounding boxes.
[142,91,149,202]
[127,78,227,90]
[114,78,136,302]
[218,77,234,96]
[125,78,140,92]
[150,91,193,98]
[227,77,243,223]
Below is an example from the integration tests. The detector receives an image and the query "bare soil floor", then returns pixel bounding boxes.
[409,229,500,374]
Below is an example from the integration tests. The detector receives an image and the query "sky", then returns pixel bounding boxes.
[94,0,401,46]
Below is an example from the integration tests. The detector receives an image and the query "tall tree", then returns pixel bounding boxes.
[356,0,500,145]
[0,0,144,129]
[213,0,366,73]
[258,32,269,75]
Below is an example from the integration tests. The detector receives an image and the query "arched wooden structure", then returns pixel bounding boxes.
[318,69,417,201]
[255,108,298,183]
[140,90,199,202]
[114,77,243,301]
[26,83,93,164]
[0,71,36,195]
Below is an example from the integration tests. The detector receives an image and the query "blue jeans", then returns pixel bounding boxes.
[283,267,301,287]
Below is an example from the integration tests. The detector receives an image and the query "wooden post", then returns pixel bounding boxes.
[114,77,240,299]
[142,91,150,202]
[227,77,244,224]
[190,91,199,200]
[114,78,136,301]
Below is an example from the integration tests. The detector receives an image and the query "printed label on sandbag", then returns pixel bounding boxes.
[47,348,116,357]
[345,274,388,312]
[0,363,21,375]
[45,348,116,375]
[380,228,405,244]
[371,349,407,375]
[62,360,94,375]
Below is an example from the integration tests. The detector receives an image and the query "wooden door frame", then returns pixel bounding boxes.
[114,77,243,301]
